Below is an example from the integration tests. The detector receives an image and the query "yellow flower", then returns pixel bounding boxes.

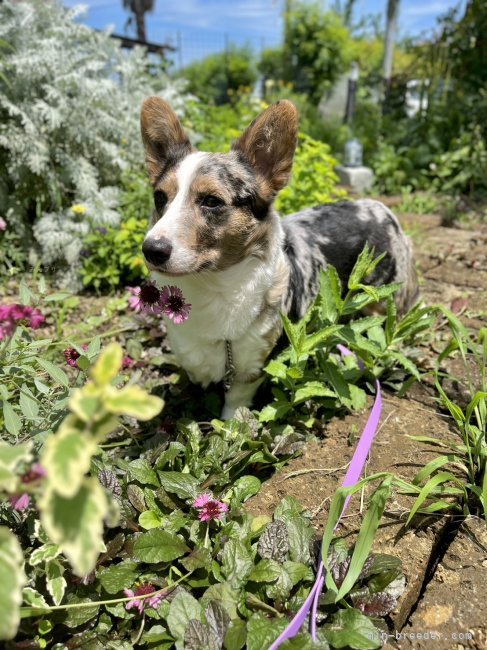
[71,204,86,215]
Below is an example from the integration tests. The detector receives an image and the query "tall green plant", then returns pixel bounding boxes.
[262,245,434,424]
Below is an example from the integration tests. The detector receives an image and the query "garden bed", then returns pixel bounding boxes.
[1,208,485,648]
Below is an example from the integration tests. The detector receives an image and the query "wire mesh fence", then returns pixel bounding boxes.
[162,31,281,71]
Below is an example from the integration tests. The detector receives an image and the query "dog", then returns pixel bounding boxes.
[140,97,418,419]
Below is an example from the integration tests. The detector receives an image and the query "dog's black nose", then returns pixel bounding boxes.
[142,238,173,267]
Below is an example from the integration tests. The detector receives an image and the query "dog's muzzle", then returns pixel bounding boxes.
[142,237,172,267]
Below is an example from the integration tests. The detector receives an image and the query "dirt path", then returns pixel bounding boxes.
[246,212,487,648]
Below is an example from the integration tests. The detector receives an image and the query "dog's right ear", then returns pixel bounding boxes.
[140,97,192,183]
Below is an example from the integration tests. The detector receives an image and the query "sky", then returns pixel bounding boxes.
[64,0,467,68]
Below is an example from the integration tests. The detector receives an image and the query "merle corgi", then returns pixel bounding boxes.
[140,98,418,418]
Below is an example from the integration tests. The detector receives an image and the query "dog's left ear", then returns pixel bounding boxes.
[232,100,298,196]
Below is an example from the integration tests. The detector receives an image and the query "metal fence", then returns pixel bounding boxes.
[164,32,281,71]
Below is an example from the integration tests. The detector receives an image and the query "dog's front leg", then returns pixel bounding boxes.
[221,377,264,420]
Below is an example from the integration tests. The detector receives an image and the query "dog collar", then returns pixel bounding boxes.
[223,340,236,392]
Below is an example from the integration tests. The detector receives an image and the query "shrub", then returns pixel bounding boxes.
[0,0,188,287]
[80,170,152,292]
[276,133,346,214]
[283,3,352,104]
[180,46,257,105]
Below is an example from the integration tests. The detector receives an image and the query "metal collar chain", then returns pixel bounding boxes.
[223,340,236,392]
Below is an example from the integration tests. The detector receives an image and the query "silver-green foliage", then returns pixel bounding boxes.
[0,0,187,286]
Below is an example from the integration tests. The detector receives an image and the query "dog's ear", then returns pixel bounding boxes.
[232,100,298,196]
[140,97,192,183]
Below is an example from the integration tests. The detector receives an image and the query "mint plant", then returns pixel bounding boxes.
[262,245,434,425]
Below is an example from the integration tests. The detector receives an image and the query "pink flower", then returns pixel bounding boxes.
[160,285,191,324]
[122,355,135,369]
[123,584,164,614]
[63,345,88,368]
[9,464,46,512]
[0,319,16,341]
[193,492,229,522]
[127,281,164,315]
[21,463,46,484]
[24,307,46,329]
[0,304,45,340]
[0,217,6,231]
[10,493,30,511]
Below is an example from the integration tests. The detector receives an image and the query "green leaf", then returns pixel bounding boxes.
[29,543,60,566]
[388,351,421,381]
[201,583,240,621]
[248,559,282,583]
[180,548,212,572]
[347,243,374,289]
[275,502,313,565]
[224,618,247,650]
[62,595,98,628]
[406,472,460,525]
[126,458,159,487]
[206,600,231,647]
[158,472,200,500]
[98,561,138,595]
[133,529,189,563]
[3,401,21,437]
[293,381,336,405]
[264,360,288,379]
[319,266,342,322]
[22,587,48,608]
[301,324,343,353]
[228,475,261,505]
[385,297,397,345]
[412,455,463,486]
[283,561,312,585]
[222,539,253,589]
[104,386,164,420]
[281,312,305,355]
[335,478,392,600]
[323,608,381,649]
[45,559,66,606]
[68,385,102,423]
[266,563,294,600]
[0,528,26,640]
[42,426,98,498]
[258,400,291,423]
[40,478,109,577]
[91,342,123,386]
[139,510,163,530]
[184,619,218,650]
[246,613,288,650]
[0,441,32,491]
[19,384,39,419]
[37,358,69,387]
[167,592,202,642]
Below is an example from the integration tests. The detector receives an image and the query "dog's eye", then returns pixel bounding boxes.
[200,195,224,210]
[154,191,167,212]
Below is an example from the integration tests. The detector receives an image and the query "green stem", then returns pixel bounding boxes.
[20,570,194,618]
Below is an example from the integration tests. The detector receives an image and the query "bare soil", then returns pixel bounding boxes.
[246,211,487,648]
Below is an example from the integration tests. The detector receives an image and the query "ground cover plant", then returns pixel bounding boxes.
[4,243,483,648]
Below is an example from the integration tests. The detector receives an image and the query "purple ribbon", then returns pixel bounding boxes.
[269,346,382,649]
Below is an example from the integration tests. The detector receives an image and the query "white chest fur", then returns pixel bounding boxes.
[152,251,286,388]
